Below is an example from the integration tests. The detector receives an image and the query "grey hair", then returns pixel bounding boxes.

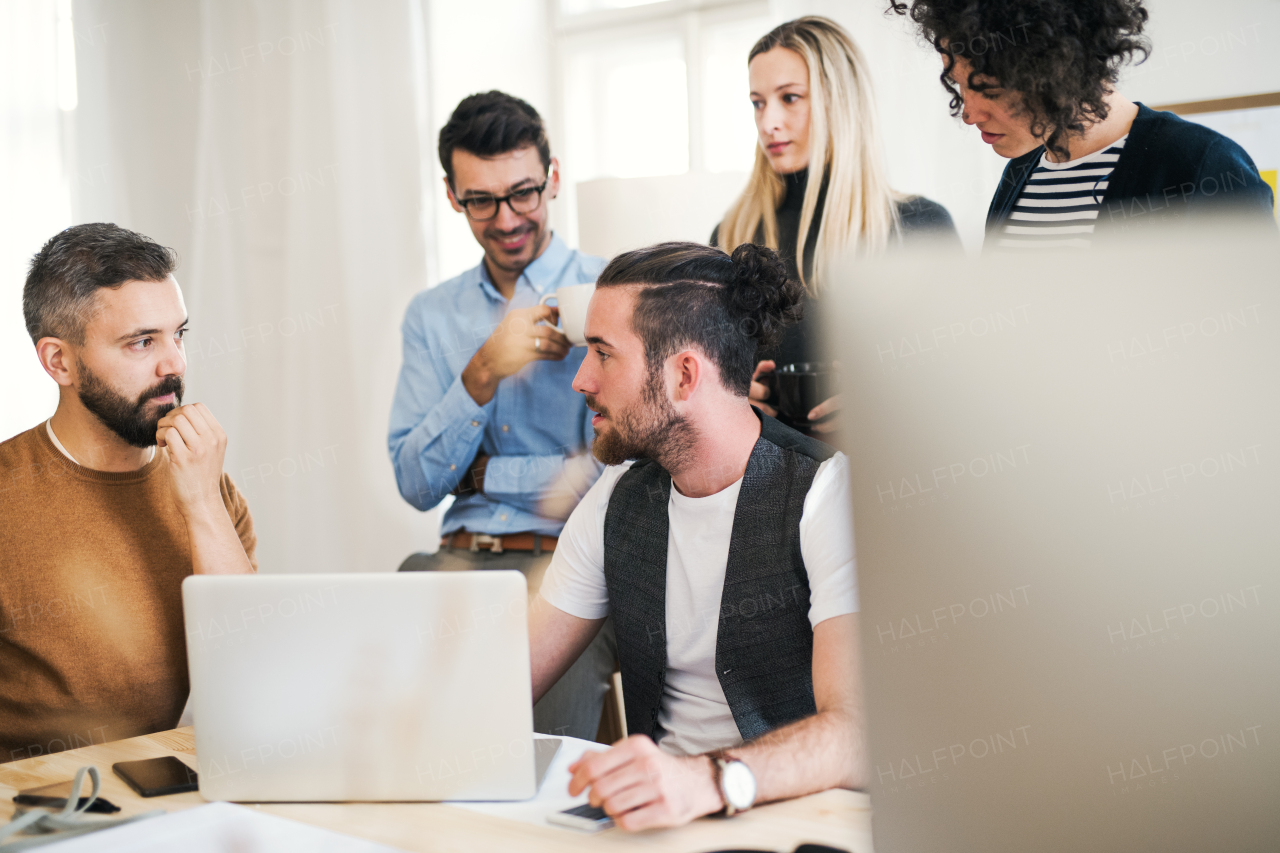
[24,223,177,344]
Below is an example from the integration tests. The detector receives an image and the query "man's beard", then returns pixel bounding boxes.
[483,222,544,273]
[77,366,184,448]
[588,368,696,471]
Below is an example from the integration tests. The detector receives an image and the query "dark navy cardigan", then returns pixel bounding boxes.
[986,103,1275,245]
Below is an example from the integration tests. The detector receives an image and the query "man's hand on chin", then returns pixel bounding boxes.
[567,734,724,831]
[157,403,253,575]
[156,402,228,521]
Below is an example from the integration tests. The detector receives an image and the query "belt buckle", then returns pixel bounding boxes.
[471,534,503,554]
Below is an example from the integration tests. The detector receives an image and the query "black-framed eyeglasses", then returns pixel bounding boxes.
[456,179,550,222]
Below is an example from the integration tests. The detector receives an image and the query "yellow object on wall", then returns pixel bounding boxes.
[1262,170,1278,217]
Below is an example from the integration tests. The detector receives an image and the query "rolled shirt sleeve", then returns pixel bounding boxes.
[388,306,488,511]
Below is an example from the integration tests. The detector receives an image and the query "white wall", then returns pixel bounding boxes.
[1123,0,1280,105]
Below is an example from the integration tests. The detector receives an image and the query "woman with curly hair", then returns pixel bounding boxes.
[890,0,1275,249]
[712,16,959,432]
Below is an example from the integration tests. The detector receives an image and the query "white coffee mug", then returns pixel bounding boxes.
[538,282,595,347]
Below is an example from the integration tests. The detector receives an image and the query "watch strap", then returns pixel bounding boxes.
[711,757,737,817]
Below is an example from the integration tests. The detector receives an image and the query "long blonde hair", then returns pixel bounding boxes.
[719,16,901,296]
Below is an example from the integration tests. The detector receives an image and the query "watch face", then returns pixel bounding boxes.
[722,760,756,810]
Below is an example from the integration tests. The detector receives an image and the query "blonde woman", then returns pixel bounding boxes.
[712,16,958,432]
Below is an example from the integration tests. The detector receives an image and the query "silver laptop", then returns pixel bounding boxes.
[183,572,556,802]
[831,227,1280,852]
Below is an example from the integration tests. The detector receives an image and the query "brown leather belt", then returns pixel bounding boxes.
[441,531,557,555]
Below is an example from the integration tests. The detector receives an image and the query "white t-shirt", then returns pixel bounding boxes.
[539,452,858,757]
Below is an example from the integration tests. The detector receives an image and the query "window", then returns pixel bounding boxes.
[0,0,76,440]
[558,0,667,15]
[555,1,770,180]
[562,32,690,181]
[551,0,773,246]
[698,12,770,173]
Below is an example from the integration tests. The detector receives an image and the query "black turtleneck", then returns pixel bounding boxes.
[762,168,827,371]
[774,168,826,287]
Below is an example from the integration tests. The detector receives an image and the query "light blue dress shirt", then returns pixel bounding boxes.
[388,234,606,537]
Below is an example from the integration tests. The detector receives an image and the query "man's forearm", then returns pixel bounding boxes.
[729,706,864,804]
[186,503,255,575]
[461,352,499,406]
[389,377,491,511]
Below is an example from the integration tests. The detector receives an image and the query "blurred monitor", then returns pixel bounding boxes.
[831,229,1279,853]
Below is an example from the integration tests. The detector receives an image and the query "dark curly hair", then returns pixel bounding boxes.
[596,242,803,396]
[888,0,1150,159]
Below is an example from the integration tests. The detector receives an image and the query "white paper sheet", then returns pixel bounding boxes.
[42,735,607,848]
[448,733,606,828]
[42,801,406,852]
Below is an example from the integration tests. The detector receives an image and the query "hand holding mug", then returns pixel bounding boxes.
[775,362,839,432]
[461,304,571,406]
[806,394,842,434]
[538,282,595,347]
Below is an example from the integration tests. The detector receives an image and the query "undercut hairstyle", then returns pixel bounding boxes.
[596,242,803,396]
[438,91,552,186]
[888,0,1151,160]
[23,223,177,345]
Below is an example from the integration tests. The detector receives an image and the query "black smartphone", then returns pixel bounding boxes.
[112,756,199,797]
[546,802,614,832]
[13,779,120,814]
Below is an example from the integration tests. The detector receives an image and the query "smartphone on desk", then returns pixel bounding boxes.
[112,756,198,797]
[14,780,120,814]
[547,803,614,832]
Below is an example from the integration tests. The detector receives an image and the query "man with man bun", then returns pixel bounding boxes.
[529,242,863,830]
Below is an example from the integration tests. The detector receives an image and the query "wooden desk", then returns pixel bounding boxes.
[0,728,872,852]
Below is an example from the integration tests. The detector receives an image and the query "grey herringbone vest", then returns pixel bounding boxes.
[602,414,836,743]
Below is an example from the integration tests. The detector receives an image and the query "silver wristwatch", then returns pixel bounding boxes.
[712,755,757,816]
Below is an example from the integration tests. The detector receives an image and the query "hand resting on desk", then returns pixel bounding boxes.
[568,735,723,831]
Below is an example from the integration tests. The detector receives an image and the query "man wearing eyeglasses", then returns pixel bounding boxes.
[388,91,614,741]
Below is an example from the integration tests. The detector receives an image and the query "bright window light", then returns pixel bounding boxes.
[563,35,689,180]
[560,0,667,15]
[701,15,772,173]
[56,0,77,111]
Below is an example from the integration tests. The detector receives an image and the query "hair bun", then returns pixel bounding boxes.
[727,243,804,349]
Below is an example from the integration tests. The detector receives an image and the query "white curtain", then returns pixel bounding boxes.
[0,0,68,441]
[70,0,441,572]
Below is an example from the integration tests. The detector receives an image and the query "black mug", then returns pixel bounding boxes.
[775,362,836,424]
